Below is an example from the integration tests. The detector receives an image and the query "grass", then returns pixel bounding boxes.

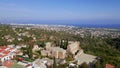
[10,63,25,68]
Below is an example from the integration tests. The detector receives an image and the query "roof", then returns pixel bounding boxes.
[0,46,15,58]
[68,42,80,47]
[0,55,4,58]
[33,59,47,68]
[33,58,53,68]
[106,64,114,68]
[52,47,66,52]
[3,60,15,68]
[76,53,97,65]
[0,46,7,49]
[0,49,3,52]
[2,51,10,55]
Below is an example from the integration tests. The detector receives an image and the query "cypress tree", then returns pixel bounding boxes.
[53,57,57,68]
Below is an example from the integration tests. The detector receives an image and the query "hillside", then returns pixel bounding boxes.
[0,24,120,68]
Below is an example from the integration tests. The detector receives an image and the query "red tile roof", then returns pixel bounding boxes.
[0,49,3,52]
[0,55,4,58]
[106,64,114,68]
[0,46,15,58]
[2,51,10,54]
[3,60,15,68]
[0,46,7,49]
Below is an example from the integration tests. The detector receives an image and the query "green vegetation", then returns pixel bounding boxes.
[60,39,68,49]
[106,37,120,51]
[53,57,57,68]
[94,61,100,68]
[80,62,89,68]
[37,41,45,48]
[78,36,120,68]
[57,63,68,68]
[0,25,120,68]
[11,63,25,68]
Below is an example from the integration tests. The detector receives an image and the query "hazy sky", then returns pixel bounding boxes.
[0,0,120,24]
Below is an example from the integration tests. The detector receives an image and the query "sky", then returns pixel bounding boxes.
[0,0,120,25]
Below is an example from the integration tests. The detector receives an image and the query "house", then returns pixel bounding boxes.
[51,47,66,59]
[44,42,55,56]
[17,37,22,41]
[15,50,23,56]
[0,46,17,62]
[76,53,97,66]
[40,58,53,67]
[7,38,15,42]
[67,41,80,55]
[41,50,48,56]
[7,44,15,48]
[17,61,32,68]
[4,35,15,42]
[106,64,114,68]
[4,35,11,39]
[32,58,53,68]
[45,42,53,51]
[32,59,47,68]
[32,45,40,51]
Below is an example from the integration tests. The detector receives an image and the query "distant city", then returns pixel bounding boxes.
[0,22,120,28]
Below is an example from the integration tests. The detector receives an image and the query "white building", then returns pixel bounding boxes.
[0,46,17,62]
[32,58,53,68]
[76,53,97,65]
[45,42,53,51]
[52,47,66,59]
[32,45,40,51]
[67,41,80,55]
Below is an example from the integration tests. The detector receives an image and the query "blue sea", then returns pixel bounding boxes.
[1,19,120,28]
[15,22,120,29]
[18,23,120,29]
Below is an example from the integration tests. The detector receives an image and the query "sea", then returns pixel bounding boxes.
[1,20,120,29]
[15,20,120,29]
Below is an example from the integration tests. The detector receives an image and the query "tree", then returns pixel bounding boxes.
[80,62,89,68]
[94,61,100,68]
[53,57,57,68]
[27,40,34,59]
[37,41,45,48]
[21,47,27,55]
[60,39,68,49]
[27,44,33,59]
